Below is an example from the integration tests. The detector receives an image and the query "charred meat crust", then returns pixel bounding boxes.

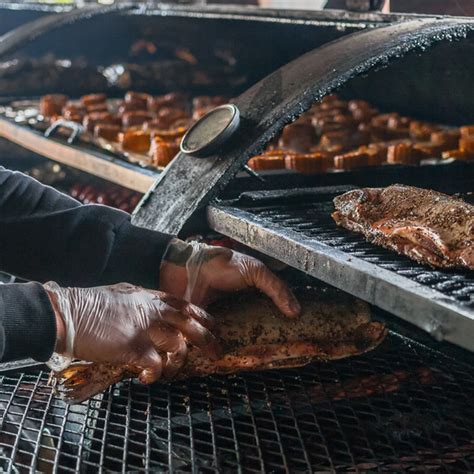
[332,185,474,270]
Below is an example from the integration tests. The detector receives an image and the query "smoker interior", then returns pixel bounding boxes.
[196,26,474,354]
[0,5,382,99]
[0,4,62,36]
[2,302,474,473]
[0,10,474,473]
[337,38,474,126]
[0,4,392,188]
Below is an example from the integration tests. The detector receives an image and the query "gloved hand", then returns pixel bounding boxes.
[44,282,221,384]
[159,239,301,317]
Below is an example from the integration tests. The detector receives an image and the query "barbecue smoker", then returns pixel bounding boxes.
[0,5,474,473]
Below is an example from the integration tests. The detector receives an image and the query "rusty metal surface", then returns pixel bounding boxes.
[131,18,474,235]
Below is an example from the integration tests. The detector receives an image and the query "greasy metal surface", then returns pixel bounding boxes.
[207,186,474,352]
[2,331,474,472]
[132,18,474,234]
[0,4,69,37]
[0,2,438,26]
[134,3,425,26]
[0,117,158,193]
[0,3,72,14]
[0,3,135,61]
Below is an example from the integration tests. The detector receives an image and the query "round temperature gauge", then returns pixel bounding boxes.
[180,104,240,157]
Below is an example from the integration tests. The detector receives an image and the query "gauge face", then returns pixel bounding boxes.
[180,104,240,157]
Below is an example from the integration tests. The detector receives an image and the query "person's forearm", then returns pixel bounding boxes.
[0,283,56,362]
[0,167,173,287]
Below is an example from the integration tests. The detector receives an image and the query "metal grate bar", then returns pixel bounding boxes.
[205,381,221,472]
[260,202,473,305]
[0,370,91,472]
[53,403,75,474]
[219,378,242,473]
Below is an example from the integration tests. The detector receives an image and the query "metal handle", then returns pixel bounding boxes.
[45,119,87,145]
[243,165,266,183]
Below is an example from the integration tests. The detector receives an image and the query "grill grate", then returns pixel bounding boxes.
[0,370,91,473]
[208,184,474,351]
[2,334,474,472]
[249,200,474,310]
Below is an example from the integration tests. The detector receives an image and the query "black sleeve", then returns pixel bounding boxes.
[0,167,173,287]
[0,167,174,362]
[0,282,56,362]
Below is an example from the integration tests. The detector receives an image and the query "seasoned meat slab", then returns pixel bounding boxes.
[52,287,385,403]
[332,185,474,270]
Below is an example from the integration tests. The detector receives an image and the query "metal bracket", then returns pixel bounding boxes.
[242,165,266,183]
[44,119,87,145]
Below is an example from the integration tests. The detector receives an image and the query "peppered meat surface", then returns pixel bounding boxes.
[54,287,386,403]
[332,185,474,270]
[182,287,384,377]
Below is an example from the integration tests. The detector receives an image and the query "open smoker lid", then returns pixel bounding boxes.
[130,18,474,353]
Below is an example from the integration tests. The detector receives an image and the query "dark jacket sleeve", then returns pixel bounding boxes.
[0,167,173,362]
[0,282,56,362]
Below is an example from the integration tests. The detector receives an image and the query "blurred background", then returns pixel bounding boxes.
[0,0,473,16]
